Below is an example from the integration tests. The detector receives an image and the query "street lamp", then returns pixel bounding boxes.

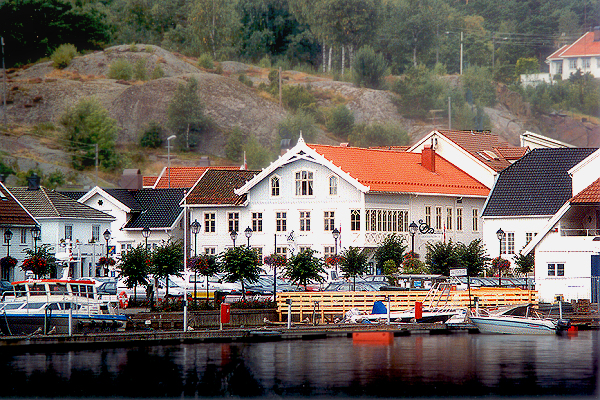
[190,220,201,306]
[4,228,12,258]
[103,229,111,277]
[244,226,253,248]
[332,228,340,274]
[167,135,176,188]
[141,227,151,253]
[496,228,505,287]
[31,225,41,252]
[230,230,238,248]
[409,221,418,257]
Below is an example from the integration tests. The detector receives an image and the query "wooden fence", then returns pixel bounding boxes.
[276,288,537,322]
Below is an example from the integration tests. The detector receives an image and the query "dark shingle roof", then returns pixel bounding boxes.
[104,189,142,212]
[483,148,597,217]
[186,169,259,205]
[0,184,37,227]
[123,188,186,229]
[10,187,114,220]
[59,191,86,201]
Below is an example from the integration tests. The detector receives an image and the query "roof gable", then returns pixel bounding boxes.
[0,182,38,227]
[483,148,598,217]
[570,177,600,204]
[153,166,240,189]
[123,188,186,229]
[557,31,600,58]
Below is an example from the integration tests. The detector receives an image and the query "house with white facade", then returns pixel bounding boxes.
[520,131,576,149]
[546,27,600,80]
[78,186,186,263]
[408,130,528,189]
[522,148,600,303]
[481,148,598,289]
[0,181,38,282]
[10,177,114,280]
[183,137,490,271]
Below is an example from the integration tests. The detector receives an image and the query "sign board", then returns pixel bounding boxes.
[450,268,467,277]
[108,245,116,256]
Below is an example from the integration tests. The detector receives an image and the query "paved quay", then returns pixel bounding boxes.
[0,322,470,351]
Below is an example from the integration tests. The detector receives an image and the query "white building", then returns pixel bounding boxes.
[546,27,600,80]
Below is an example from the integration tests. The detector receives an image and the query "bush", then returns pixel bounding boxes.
[108,58,133,80]
[198,53,215,69]
[392,65,447,118]
[352,45,388,89]
[134,58,148,81]
[281,85,317,113]
[151,65,164,80]
[244,135,274,170]
[326,104,354,138]
[139,121,164,148]
[238,73,253,87]
[225,126,244,161]
[277,110,317,143]
[51,44,77,69]
[462,66,496,107]
[348,122,409,148]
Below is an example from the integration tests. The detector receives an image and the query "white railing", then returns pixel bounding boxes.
[561,228,600,237]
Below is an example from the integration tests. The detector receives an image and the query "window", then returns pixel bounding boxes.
[446,208,452,231]
[252,212,263,232]
[324,211,335,231]
[501,232,515,255]
[276,212,287,232]
[324,246,335,259]
[204,213,215,233]
[329,176,338,195]
[456,208,463,231]
[425,206,431,227]
[276,247,287,257]
[92,225,100,242]
[300,211,311,231]
[20,228,27,244]
[228,212,239,233]
[204,247,216,255]
[299,246,311,253]
[253,247,263,263]
[365,210,408,232]
[472,209,479,231]
[435,207,442,230]
[557,61,563,74]
[270,176,280,197]
[548,263,565,277]
[582,58,591,69]
[295,170,313,196]
[65,225,73,241]
[569,59,577,69]
[351,210,361,231]
[525,232,534,245]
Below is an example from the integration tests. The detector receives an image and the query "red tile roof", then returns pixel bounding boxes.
[0,183,37,227]
[435,130,528,171]
[307,144,489,196]
[143,176,158,187]
[153,166,240,189]
[570,177,600,204]
[186,169,260,205]
[555,32,600,58]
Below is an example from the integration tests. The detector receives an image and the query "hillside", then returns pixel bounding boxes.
[1,44,598,188]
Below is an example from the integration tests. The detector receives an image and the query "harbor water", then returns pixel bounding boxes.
[1,331,598,398]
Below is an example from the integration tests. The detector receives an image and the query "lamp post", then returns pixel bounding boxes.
[31,225,41,253]
[332,228,340,274]
[409,221,418,257]
[230,230,238,248]
[141,227,151,253]
[190,220,200,306]
[244,226,253,248]
[496,228,505,288]
[167,135,176,188]
[103,229,111,277]
[4,228,12,258]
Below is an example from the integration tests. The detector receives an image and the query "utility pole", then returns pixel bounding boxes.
[95,144,98,186]
[448,97,452,131]
[460,31,463,75]
[1,37,7,129]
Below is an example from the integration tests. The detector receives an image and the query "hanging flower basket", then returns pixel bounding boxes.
[325,255,341,266]
[264,254,287,268]
[0,256,17,269]
[98,256,116,266]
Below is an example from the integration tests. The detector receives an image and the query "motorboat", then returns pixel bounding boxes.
[0,279,127,336]
[468,303,570,335]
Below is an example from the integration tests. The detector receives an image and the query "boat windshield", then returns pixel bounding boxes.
[13,284,27,297]
[28,284,47,296]
[48,283,68,295]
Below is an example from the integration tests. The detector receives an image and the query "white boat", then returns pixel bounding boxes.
[0,279,127,335]
[468,303,570,335]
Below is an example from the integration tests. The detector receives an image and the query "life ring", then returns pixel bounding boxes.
[118,291,129,308]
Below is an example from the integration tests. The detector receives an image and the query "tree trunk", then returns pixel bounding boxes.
[341,45,345,76]
[328,46,332,72]
[241,279,246,301]
[322,41,326,73]
[186,123,190,150]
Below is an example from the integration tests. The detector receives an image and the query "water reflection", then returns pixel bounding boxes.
[0,331,597,398]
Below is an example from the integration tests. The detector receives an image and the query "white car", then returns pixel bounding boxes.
[116,276,185,302]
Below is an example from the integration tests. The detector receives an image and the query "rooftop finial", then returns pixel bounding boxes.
[298,131,305,144]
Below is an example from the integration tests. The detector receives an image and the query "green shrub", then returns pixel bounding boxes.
[215,63,223,74]
[129,43,138,52]
[198,53,215,69]
[244,135,274,170]
[281,85,316,113]
[462,66,496,107]
[348,122,409,148]
[352,45,388,89]
[151,65,165,80]
[108,58,133,80]
[326,104,354,138]
[144,45,154,53]
[238,73,253,87]
[51,44,77,69]
[225,126,244,161]
[392,65,447,118]
[139,121,164,148]
[258,56,271,68]
[134,59,148,81]
[277,110,317,143]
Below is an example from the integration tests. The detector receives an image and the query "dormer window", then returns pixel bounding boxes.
[329,176,338,196]
[271,176,280,197]
[295,170,313,196]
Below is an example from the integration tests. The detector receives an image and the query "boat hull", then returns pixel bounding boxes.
[0,313,127,336]
[469,316,557,335]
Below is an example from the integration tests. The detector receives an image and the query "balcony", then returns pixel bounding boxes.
[561,228,600,237]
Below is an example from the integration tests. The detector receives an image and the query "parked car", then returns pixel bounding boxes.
[0,280,13,295]
[323,281,381,291]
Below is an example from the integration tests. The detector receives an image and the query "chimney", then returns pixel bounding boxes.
[119,169,142,190]
[595,26,600,42]
[421,144,435,172]
[27,173,41,190]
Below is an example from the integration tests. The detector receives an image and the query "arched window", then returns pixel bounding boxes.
[271,176,280,196]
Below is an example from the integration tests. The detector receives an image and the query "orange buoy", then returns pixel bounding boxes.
[352,331,393,344]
